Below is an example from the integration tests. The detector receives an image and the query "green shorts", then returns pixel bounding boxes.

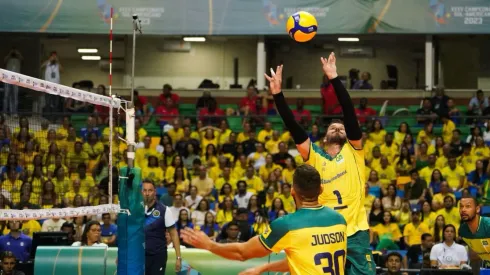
[346,230,376,275]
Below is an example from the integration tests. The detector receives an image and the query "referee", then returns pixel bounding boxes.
[459,194,490,275]
[142,179,182,274]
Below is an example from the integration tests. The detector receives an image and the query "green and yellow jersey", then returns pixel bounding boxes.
[306,142,369,236]
[260,206,347,275]
[460,216,490,261]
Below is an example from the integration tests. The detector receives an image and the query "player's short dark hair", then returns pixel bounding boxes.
[460,194,478,206]
[292,164,321,202]
[421,233,432,241]
[142,179,155,187]
[1,251,16,262]
[385,251,402,263]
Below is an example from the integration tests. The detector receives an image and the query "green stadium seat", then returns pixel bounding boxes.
[305,105,322,113]
[227,117,242,132]
[408,105,420,113]
[219,104,237,110]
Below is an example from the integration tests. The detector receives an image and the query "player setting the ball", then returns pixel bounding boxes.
[245,52,375,275]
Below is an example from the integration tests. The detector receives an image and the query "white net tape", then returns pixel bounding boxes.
[0,69,121,108]
[0,69,125,220]
[0,204,121,221]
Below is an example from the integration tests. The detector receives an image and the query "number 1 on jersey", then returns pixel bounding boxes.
[333,190,342,204]
[332,190,347,210]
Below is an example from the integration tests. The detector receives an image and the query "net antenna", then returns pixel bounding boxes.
[0,68,128,220]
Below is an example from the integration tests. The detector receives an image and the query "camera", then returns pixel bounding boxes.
[132,14,138,20]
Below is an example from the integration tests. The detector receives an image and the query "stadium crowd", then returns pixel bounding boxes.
[0,81,489,273]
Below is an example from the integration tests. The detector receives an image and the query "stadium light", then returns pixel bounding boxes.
[338,37,360,42]
[183,37,206,42]
[78,48,99,53]
[81,55,101,60]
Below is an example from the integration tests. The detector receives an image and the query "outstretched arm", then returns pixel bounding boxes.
[181,228,270,261]
[265,65,311,160]
[239,258,289,275]
[321,53,362,149]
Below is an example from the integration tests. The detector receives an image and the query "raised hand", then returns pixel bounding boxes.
[320,52,338,80]
[264,65,283,95]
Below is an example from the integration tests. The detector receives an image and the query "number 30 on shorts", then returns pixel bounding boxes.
[314,250,346,275]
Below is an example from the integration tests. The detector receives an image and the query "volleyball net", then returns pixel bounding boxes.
[0,68,127,220]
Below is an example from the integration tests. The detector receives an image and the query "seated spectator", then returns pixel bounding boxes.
[41,217,66,232]
[467,159,487,188]
[404,170,427,205]
[292,98,311,128]
[169,194,189,220]
[405,233,433,269]
[100,213,117,246]
[431,182,455,210]
[159,84,179,106]
[382,184,401,212]
[251,210,270,236]
[133,90,154,125]
[218,208,252,243]
[430,224,467,269]
[466,126,482,146]
[394,122,410,146]
[355,98,376,126]
[72,220,108,247]
[441,156,465,191]
[272,142,293,168]
[234,181,253,209]
[159,183,176,207]
[198,99,224,126]
[0,221,31,262]
[61,222,75,245]
[185,186,203,211]
[394,199,412,229]
[190,166,213,199]
[155,98,179,126]
[369,198,384,227]
[416,98,437,124]
[1,251,25,275]
[381,252,406,275]
[403,208,430,248]
[200,212,219,241]
[370,211,402,250]
[218,221,242,243]
[431,85,449,116]
[239,86,257,116]
[352,72,373,90]
[436,196,460,226]
[176,209,194,247]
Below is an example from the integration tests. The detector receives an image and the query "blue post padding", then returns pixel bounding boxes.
[118,166,145,275]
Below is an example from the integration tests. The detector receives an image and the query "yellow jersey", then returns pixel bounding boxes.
[306,142,369,236]
[260,206,347,275]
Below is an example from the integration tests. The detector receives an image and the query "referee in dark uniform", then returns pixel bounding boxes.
[142,179,182,274]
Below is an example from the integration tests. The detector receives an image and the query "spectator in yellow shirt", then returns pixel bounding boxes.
[380,133,399,163]
[419,154,437,184]
[403,208,430,247]
[472,136,490,160]
[421,200,437,230]
[264,131,281,155]
[257,122,273,143]
[167,118,184,145]
[277,183,295,214]
[135,136,158,168]
[241,166,264,195]
[258,154,281,182]
[441,156,465,191]
[190,166,214,199]
[66,142,89,172]
[441,114,456,144]
[431,181,456,210]
[370,211,402,250]
[214,167,237,191]
[142,155,165,186]
[436,196,460,226]
[459,144,477,174]
[64,180,88,206]
[73,163,95,193]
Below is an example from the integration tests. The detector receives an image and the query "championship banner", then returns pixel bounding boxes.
[1,0,490,35]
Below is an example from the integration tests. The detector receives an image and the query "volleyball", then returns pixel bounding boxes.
[286,11,318,43]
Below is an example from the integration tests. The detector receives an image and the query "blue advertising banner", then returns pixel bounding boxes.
[1,0,490,35]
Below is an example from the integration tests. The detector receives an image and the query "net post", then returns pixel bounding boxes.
[126,102,135,168]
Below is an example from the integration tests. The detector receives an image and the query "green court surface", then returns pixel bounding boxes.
[34,247,287,275]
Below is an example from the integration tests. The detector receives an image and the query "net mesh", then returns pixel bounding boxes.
[0,69,124,221]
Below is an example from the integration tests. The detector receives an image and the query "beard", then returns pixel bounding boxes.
[326,133,346,145]
[461,213,476,222]
[143,196,154,206]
